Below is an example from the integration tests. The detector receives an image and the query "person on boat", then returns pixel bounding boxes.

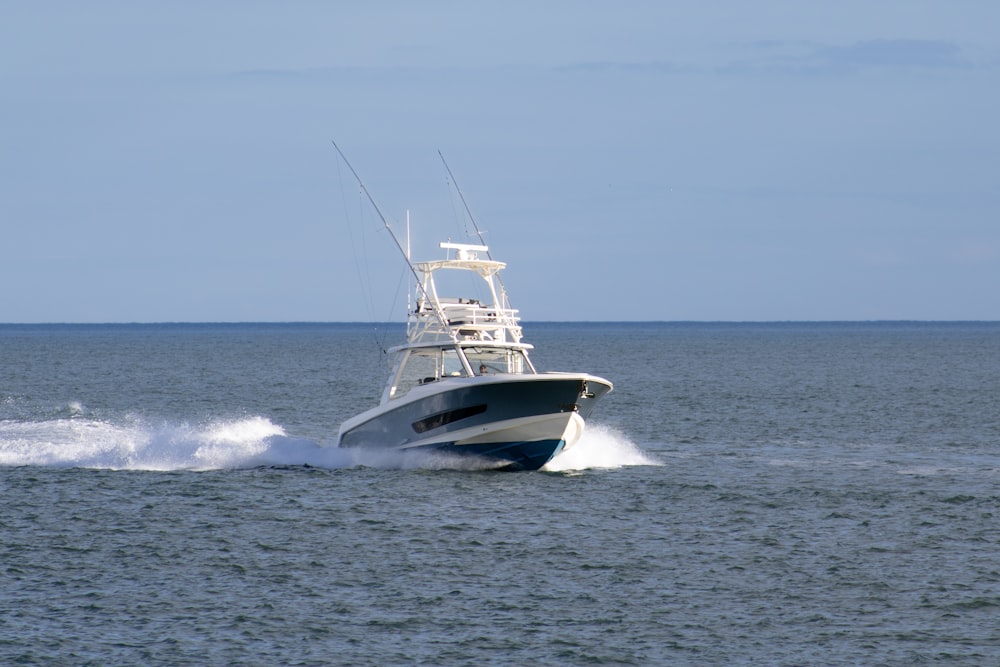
[479,364,488,375]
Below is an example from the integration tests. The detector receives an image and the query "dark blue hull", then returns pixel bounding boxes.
[338,374,610,471]
[431,438,566,471]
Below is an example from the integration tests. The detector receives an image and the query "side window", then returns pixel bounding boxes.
[391,348,466,399]
[392,350,438,398]
[442,348,465,377]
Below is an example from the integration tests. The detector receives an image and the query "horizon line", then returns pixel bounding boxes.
[2,319,999,326]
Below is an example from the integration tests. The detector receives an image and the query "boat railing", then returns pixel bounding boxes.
[441,302,517,325]
[410,298,522,343]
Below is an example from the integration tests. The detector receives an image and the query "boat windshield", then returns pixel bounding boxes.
[465,347,533,376]
[390,347,465,399]
[387,345,534,400]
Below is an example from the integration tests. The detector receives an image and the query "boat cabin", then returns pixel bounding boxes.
[383,343,535,402]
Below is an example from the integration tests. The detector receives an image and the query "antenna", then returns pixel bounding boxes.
[405,209,411,317]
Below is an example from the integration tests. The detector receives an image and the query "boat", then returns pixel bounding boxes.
[333,145,613,470]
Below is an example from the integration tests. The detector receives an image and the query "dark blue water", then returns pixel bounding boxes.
[2,322,999,665]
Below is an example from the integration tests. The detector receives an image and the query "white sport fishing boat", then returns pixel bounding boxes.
[333,145,613,470]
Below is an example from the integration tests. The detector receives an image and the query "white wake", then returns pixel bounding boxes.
[544,423,661,472]
[0,416,344,471]
[0,416,657,472]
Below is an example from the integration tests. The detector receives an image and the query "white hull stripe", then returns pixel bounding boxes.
[400,412,586,451]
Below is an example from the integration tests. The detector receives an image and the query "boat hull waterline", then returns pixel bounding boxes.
[339,374,612,470]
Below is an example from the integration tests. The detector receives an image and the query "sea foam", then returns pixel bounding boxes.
[0,416,655,472]
[0,416,333,471]
[544,423,661,472]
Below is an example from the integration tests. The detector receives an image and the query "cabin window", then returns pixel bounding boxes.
[465,347,531,375]
[441,349,465,377]
[390,347,464,399]
[412,404,488,433]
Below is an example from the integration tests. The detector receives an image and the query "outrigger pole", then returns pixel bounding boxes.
[438,150,512,308]
[331,141,450,331]
[331,141,421,283]
[438,150,490,257]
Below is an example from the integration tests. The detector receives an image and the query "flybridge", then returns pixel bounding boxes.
[409,242,523,346]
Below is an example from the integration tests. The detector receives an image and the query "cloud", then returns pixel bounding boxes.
[556,61,692,75]
[808,39,966,70]
[733,38,969,75]
[556,39,970,79]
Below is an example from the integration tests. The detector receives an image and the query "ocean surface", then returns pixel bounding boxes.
[2,321,999,665]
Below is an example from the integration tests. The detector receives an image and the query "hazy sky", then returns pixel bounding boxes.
[3,2,998,322]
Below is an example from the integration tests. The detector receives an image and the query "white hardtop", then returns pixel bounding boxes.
[415,242,505,274]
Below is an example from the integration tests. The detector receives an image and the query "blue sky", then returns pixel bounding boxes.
[2,2,998,322]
